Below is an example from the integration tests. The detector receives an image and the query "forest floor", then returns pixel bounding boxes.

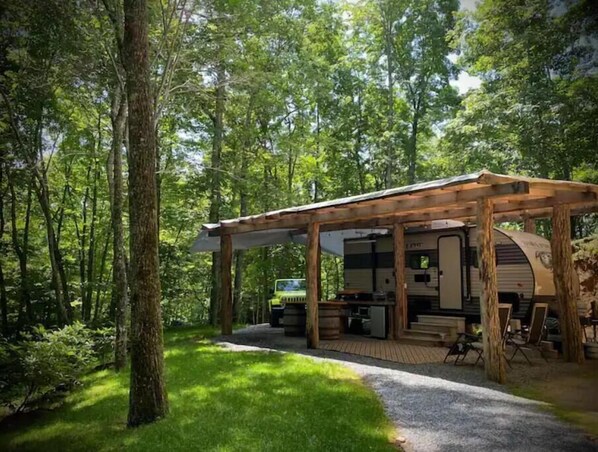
[218,325,598,452]
[0,326,397,452]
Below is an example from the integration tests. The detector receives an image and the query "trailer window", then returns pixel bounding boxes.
[410,254,430,270]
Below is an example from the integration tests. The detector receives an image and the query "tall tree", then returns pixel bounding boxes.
[123,0,168,426]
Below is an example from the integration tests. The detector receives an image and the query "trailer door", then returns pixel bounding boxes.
[438,235,463,310]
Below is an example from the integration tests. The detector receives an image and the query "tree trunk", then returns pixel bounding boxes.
[383,12,395,189]
[551,204,584,364]
[523,217,536,234]
[477,198,507,384]
[108,85,129,371]
[0,169,7,334]
[123,0,168,426]
[306,222,320,349]
[393,223,407,339]
[9,180,33,324]
[84,144,100,322]
[33,169,72,324]
[233,250,243,322]
[208,60,226,325]
[233,144,246,322]
[407,114,419,185]
[93,227,112,324]
[220,234,233,335]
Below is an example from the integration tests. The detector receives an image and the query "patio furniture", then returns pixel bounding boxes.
[507,302,549,365]
[465,303,513,366]
[443,303,512,366]
[443,331,480,365]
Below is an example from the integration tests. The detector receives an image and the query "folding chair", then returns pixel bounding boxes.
[507,303,548,365]
[444,303,512,366]
[444,331,480,365]
[466,303,513,366]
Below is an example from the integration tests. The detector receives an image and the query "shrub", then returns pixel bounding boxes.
[89,326,116,366]
[0,323,115,413]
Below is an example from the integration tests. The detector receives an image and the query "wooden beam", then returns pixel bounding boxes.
[306,198,598,233]
[436,202,598,226]
[315,182,530,226]
[317,240,322,301]
[220,182,529,234]
[220,234,233,335]
[476,198,507,384]
[393,223,407,339]
[216,187,597,235]
[550,204,585,364]
[306,222,320,349]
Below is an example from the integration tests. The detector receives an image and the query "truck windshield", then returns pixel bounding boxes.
[276,280,306,292]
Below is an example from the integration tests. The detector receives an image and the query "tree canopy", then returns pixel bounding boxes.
[0,0,596,335]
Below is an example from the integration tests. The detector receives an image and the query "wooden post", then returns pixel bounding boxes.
[523,216,536,234]
[306,222,320,349]
[550,204,585,364]
[317,240,322,301]
[220,234,233,335]
[476,198,507,384]
[393,223,407,339]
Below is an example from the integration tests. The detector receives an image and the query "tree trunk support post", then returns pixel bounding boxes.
[317,240,322,301]
[220,233,233,335]
[306,221,320,349]
[550,204,584,364]
[393,223,407,339]
[523,216,536,234]
[476,198,507,384]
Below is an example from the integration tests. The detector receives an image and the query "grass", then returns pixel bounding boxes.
[510,364,598,438]
[0,326,397,452]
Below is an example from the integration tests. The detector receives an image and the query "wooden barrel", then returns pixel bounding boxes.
[319,304,341,340]
[284,304,306,337]
[585,342,598,360]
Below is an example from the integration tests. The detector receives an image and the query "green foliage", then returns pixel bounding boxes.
[0,0,596,335]
[0,327,396,451]
[0,323,114,413]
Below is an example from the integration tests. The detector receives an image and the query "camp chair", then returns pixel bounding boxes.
[507,303,548,365]
[443,331,480,365]
[443,303,512,366]
[465,303,513,366]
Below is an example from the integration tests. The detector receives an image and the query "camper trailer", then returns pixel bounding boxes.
[343,225,563,323]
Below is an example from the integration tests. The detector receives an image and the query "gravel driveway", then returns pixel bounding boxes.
[215,325,597,452]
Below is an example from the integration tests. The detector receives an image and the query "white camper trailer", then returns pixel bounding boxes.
[343,225,563,323]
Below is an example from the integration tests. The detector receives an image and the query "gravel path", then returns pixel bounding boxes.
[215,325,597,452]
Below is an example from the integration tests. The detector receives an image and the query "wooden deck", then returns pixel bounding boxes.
[319,335,448,364]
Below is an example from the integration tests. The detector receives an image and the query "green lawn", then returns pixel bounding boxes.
[0,327,397,451]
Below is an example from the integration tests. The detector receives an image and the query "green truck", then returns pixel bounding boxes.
[268,279,307,327]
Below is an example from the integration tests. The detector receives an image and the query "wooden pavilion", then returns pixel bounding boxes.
[202,171,598,383]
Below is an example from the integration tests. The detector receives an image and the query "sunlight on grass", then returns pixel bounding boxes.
[1,327,396,452]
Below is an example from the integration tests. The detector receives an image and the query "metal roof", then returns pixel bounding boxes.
[196,170,598,240]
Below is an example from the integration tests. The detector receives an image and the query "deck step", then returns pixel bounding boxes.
[402,328,446,341]
[416,315,466,333]
[411,322,458,339]
[397,335,446,347]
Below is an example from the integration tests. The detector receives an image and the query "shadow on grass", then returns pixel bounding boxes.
[0,327,396,452]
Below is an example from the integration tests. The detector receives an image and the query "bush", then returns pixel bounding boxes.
[0,323,115,413]
[89,326,116,366]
